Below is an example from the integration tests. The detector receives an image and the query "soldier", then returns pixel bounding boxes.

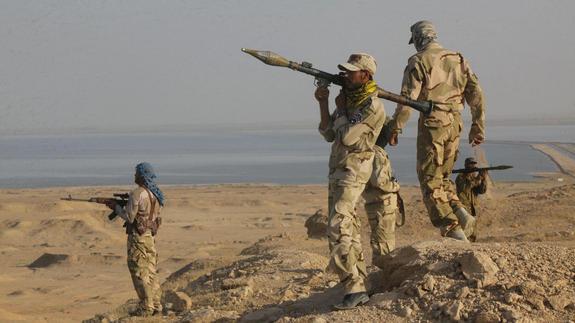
[455,157,487,241]
[315,53,386,310]
[388,20,486,242]
[106,162,165,316]
[363,121,401,269]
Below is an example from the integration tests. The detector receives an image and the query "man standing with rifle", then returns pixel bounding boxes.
[455,157,487,242]
[315,53,385,310]
[388,20,486,242]
[453,159,512,241]
[106,162,165,316]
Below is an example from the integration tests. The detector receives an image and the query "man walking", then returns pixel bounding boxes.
[388,21,486,241]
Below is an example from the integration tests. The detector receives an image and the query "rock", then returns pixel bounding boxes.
[398,306,412,317]
[421,275,436,291]
[231,286,253,300]
[519,281,546,310]
[28,253,70,268]
[504,292,522,304]
[445,301,463,321]
[547,293,572,310]
[304,209,328,239]
[458,251,499,287]
[427,261,451,273]
[327,281,338,288]
[241,306,284,323]
[502,308,522,321]
[163,290,192,312]
[495,257,508,269]
[281,288,297,301]
[182,308,239,322]
[310,318,328,323]
[474,311,500,323]
[221,277,253,290]
[456,286,470,299]
[369,291,400,309]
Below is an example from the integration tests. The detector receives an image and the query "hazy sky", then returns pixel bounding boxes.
[1,0,574,133]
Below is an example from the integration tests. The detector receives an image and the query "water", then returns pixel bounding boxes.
[0,125,572,188]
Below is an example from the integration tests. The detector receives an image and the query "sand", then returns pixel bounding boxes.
[0,146,574,322]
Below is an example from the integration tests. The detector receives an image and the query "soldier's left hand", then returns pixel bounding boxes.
[388,131,399,146]
[470,133,484,146]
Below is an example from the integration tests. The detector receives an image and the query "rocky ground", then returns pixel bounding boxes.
[81,181,575,323]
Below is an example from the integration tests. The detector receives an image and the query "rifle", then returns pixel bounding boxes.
[451,165,513,174]
[60,193,129,220]
[241,48,433,115]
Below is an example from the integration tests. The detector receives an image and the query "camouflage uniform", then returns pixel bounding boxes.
[320,94,386,295]
[455,171,487,241]
[363,145,400,268]
[390,21,485,235]
[119,186,163,315]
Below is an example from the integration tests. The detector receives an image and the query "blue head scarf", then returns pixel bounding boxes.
[135,162,165,206]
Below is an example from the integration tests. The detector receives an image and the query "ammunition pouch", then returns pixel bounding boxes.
[127,216,162,236]
[126,188,161,236]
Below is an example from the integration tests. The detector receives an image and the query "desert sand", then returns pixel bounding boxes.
[1,144,574,322]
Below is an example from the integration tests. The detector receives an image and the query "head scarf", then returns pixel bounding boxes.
[345,80,378,110]
[135,162,165,206]
[409,20,438,52]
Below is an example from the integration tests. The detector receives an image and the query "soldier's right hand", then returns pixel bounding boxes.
[388,131,399,146]
[314,86,329,103]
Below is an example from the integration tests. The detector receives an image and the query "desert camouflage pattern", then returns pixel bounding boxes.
[319,94,385,294]
[127,231,162,314]
[409,20,437,51]
[455,173,487,217]
[124,186,162,314]
[389,41,485,230]
[390,42,485,143]
[456,173,487,241]
[363,145,400,268]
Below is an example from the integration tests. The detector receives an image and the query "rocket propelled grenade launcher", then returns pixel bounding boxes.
[451,165,513,174]
[241,48,433,115]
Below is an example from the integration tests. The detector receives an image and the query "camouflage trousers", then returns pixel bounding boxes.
[363,146,399,268]
[327,179,368,294]
[416,114,462,229]
[127,231,162,314]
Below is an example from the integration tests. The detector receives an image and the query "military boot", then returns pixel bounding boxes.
[453,207,476,238]
[333,292,370,310]
[440,223,469,242]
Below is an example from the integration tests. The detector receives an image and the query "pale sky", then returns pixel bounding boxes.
[1,0,574,134]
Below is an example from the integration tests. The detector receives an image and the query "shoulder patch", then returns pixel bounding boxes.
[349,98,375,124]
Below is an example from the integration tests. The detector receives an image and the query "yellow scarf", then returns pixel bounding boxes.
[345,80,378,109]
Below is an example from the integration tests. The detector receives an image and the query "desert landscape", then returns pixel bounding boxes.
[0,144,574,323]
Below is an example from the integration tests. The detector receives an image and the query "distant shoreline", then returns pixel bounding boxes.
[2,117,575,136]
[531,143,575,178]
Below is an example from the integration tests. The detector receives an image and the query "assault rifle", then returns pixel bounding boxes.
[241,48,433,115]
[60,193,129,220]
[451,165,513,174]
